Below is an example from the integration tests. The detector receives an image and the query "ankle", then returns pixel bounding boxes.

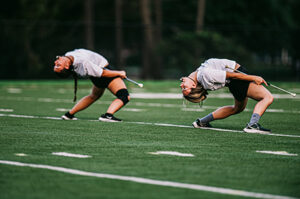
[66,111,74,117]
[105,113,113,117]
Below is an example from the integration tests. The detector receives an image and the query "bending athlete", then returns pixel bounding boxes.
[180,58,273,133]
[53,48,130,122]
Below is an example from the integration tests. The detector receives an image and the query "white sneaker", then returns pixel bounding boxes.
[99,114,122,122]
[61,112,77,120]
[192,119,212,128]
[243,123,271,134]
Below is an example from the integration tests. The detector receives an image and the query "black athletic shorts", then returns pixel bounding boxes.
[89,65,116,88]
[227,66,250,102]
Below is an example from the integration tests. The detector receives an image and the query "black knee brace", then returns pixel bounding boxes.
[116,89,129,105]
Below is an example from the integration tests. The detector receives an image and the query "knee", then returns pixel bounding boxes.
[265,94,274,106]
[233,106,245,115]
[116,89,130,105]
[89,93,101,101]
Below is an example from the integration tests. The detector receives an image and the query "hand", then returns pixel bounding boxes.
[118,71,127,79]
[253,76,268,86]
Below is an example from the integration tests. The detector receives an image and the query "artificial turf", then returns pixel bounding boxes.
[0,80,299,199]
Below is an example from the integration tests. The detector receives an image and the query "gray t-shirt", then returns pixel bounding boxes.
[65,49,108,77]
[196,58,236,90]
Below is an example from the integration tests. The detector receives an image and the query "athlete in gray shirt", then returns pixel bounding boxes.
[54,49,130,122]
[180,58,273,133]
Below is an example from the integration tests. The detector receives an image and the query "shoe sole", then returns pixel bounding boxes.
[61,115,78,120]
[99,117,122,122]
[243,128,271,134]
[192,121,201,128]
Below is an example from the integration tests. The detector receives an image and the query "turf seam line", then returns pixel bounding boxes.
[0,160,298,199]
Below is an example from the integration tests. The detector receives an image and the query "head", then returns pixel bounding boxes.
[180,77,208,103]
[53,56,73,78]
[180,77,197,96]
[53,55,78,102]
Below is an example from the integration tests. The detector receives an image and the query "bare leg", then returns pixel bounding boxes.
[212,98,248,120]
[246,82,273,116]
[106,77,130,114]
[69,85,105,115]
[243,82,273,132]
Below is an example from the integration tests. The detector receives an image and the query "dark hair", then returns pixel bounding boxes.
[72,73,77,102]
[183,84,208,103]
[54,68,73,78]
[54,66,77,102]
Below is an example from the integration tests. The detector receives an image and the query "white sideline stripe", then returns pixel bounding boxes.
[0,160,297,199]
[0,108,14,112]
[256,151,298,156]
[1,96,300,114]
[148,151,194,157]
[52,152,91,158]
[0,113,300,138]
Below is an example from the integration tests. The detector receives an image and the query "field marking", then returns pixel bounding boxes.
[52,152,91,158]
[0,108,14,112]
[148,151,195,157]
[122,108,145,112]
[0,96,300,114]
[15,153,27,157]
[0,160,298,199]
[56,108,69,112]
[256,151,298,156]
[181,107,205,112]
[7,88,22,93]
[1,113,300,138]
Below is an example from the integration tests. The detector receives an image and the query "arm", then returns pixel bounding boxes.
[101,69,127,79]
[226,72,268,86]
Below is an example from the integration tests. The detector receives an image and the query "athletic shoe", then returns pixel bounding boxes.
[192,118,212,128]
[99,113,122,122]
[61,112,77,120]
[243,123,271,134]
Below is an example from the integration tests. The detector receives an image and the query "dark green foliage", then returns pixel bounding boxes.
[158,31,251,75]
[1,0,300,79]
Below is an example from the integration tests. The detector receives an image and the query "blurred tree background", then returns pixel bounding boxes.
[1,0,299,80]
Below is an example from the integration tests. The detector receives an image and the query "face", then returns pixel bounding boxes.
[180,77,196,96]
[53,56,71,73]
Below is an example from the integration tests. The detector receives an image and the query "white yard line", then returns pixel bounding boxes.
[0,108,14,112]
[15,153,27,157]
[0,113,300,138]
[0,160,297,199]
[148,151,194,157]
[7,88,22,93]
[52,152,91,158]
[256,151,298,156]
[122,108,145,112]
[56,108,69,112]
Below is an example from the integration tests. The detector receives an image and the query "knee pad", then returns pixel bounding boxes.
[116,89,129,105]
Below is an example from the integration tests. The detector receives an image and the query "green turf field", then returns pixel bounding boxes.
[0,80,300,199]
